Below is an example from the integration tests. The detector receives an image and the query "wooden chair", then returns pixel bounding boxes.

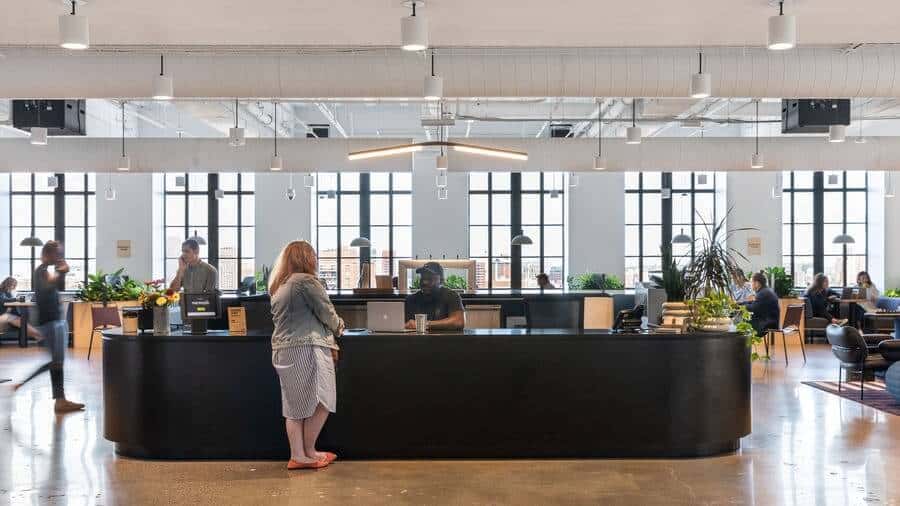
[89,304,121,360]
[767,304,806,366]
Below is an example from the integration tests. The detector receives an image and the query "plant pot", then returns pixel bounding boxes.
[698,317,733,332]
[152,306,171,335]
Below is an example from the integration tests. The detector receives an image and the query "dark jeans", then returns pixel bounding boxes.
[19,320,67,399]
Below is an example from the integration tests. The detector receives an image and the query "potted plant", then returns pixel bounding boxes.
[689,291,765,361]
[650,244,686,302]
[764,266,794,298]
[72,268,147,348]
[138,281,180,335]
[566,273,625,291]
[682,208,756,300]
[410,273,468,291]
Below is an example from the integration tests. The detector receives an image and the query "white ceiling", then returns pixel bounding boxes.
[0,0,897,48]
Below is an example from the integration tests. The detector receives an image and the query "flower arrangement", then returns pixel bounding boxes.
[138,279,180,310]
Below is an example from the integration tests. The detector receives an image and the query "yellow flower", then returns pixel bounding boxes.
[172,293,181,302]
[156,296,168,306]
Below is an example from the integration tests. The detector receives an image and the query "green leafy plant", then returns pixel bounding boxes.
[567,273,625,290]
[76,268,145,303]
[683,207,756,300]
[650,244,686,302]
[764,266,795,298]
[410,274,468,290]
[688,291,766,361]
[885,288,900,298]
[255,265,271,293]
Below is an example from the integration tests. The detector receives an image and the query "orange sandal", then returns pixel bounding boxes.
[287,457,329,470]
[323,452,338,464]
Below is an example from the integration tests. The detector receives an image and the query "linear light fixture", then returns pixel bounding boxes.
[348,141,527,162]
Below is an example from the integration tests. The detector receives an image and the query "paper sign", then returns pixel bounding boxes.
[747,237,762,256]
[116,240,132,258]
[228,306,247,335]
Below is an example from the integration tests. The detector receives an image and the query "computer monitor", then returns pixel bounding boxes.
[182,291,221,335]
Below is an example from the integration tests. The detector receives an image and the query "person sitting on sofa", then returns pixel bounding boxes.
[805,273,846,326]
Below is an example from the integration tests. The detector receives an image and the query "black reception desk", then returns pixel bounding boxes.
[102,328,751,459]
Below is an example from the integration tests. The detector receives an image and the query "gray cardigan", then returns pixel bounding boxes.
[270,273,342,351]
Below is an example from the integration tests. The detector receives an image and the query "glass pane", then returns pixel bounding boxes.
[845,171,866,189]
[845,224,866,254]
[824,224,845,255]
[642,194,661,225]
[339,259,361,289]
[370,173,390,191]
[340,226,361,250]
[624,173,640,190]
[166,227,186,257]
[65,227,86,259]
[823,256,844,287]
[793,224,814,255]
[370,195,390,226]
[241,259,256,282]
[625,257,640,288]
[672,193,691,225]
[241,195,255,225]
[694,172,715,190]
[317,173,338,192]
[625,226,640,256]
[317,227,338,257]
[847,256,867,280]
[544,257,564,289]
[166,173,186,191]
[34,173,54,192]
[392,173,412,192]
[11,196,32,226]
[642,225,662,257]
[672,172,692,190]
[694,193,716,225]
[219,173,238,191]
[491,258,512,288]
[543,194,564,224]
[340,195,360,226]
[65,260,85,291]
[492,227,511,257]
[87,197,96,227]
[219,227,238,258]
[219,195,238,226]
[88,227,96,260]
[11,173,32,191]
[544,226,563,257]
[520,226,541,257]
[340,173,360,191]
[165,195,186,226]
[492,173,510,191]
[469,172,489,191]
[625,194,639,224]
[823,192,844,223]
[317,197,337,226]
[393,227,412,258]
[469,226,489,257]
[491,194,511,225]
[793,192,813,223]
[474,259,489,289]
[643,257,662,282]
[642,172,662,189]
[318,258,337,289]
[241,227,255,258]
[370,226,390,257]
[11,228,35,259]
[66,174,85,192]
[824,172,843,189]
[521,194,541,225]
[782,195,792,225]
[793,171,814,189]
[521,172,541,191]
[845,191,866,223]
[469,195,489,225]
[188,173,208,190]
[393,194,412,226]
[218,259,239,290]
[188,195,209,226]
[34,195,55,226]
[87,173,96,192]
[521,258,541,288]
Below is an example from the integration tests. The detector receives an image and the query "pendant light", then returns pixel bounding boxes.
[569,172,579,188]
[30,101,48,146]
[772,172,784,199]
[350,237,372,248]
[104,170,117,201]
[59,0,89,50]
[436,103,448,187]
[19,236,44,247]
[593,99,606,170]
[832,233,855,245]
[751,100,765,169]
[152,54,174,100]
[424,49,443,101]
[229,99,245,147]
[401,1,428,51]
[270,102,282,171]
[828,124,846,143]
[303,174,315,188]
[625,99,641,145]
[768,1,797,51]
[886,173,896,198]
[188,230,207,245]
[511,232,533,246]
[855,101,867,144]
[690,51,711,99]
[437,187,448,200]
[117,101,130,171]
[672,228,693,244]
[285,174,297,201]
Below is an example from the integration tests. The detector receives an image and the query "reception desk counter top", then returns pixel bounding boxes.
[102,328,751,459]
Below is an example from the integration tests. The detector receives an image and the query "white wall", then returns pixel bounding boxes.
[95,173,155,281]
[0,175,10,280]
[568,172,625,281]
[885,173,900,290]
[412,155,469,260]
[726,171,783,274]
[254,173,313,270]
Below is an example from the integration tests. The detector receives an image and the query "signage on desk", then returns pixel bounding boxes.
[228,306,247,335]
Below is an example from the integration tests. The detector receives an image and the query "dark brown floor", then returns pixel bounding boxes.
[1,341,899,505]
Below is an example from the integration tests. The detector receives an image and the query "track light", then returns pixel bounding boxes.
[424,50,443,100]
[690,52,711,99]
[401,1,428,51]
[751,100,764,168]
[593,99,607,170]
[229,99,245,147]
[152,54,174,100]
[30,127,48,146]
[768,1,797,51]
[59,1,89,50]
[828,124,846,143]
[626,99,641,145]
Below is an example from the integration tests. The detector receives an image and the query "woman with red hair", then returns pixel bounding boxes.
[269,240,343,470]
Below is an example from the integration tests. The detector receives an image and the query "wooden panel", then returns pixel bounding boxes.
[583,297,614,330]
[465,305,501,329]
[72,300,139,349]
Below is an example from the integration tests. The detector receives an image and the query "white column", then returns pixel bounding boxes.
[254,173,312,271]
[885,173,900,290]
[95,173,155,281]
[726,171,782,273]
[568,172,626,283]
[412,154,468,260]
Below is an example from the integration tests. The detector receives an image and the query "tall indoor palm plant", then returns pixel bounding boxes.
[683,207,756,300]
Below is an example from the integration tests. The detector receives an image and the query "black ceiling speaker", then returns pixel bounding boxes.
[781,99,850,134]
[307,124,330,139]
[550,123,573,138]
[12,100,87,136]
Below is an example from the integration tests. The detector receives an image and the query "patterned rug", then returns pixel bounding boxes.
[803,380,900,416]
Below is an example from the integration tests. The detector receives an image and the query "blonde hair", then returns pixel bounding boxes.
[268,240,318,295]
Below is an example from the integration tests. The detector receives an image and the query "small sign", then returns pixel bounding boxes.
[116,240,132,258]
[228,306,247,335]
[747,236,762,256]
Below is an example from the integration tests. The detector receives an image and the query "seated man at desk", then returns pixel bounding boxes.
[404,262,465,331]
[169,239,219,293]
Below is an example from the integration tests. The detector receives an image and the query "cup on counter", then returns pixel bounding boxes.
[415,314,428,334]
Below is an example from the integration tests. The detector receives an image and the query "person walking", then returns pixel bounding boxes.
[268,240,343,470]
[13,241,84,413]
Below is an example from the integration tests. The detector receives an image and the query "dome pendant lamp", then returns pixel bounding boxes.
[768,0,797,51]
[152,54,174,100]
[401,1,428,51]
[59,0,89,50]
[270,102,283,171]
[751,100,765,169]
[690,51,711,99]
[625,99,641,145]
[593,99,607,170]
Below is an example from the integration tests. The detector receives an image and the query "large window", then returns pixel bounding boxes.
[782,171,867,288]
[469,172,566,289]
[164,173,255,291]
[312,173,412,290]
[625,172,719,286]
[9,173,96,291]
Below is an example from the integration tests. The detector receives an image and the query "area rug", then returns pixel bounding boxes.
[803,380,900,416]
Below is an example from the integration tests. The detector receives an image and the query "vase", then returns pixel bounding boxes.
[153,306,170,335]
[699,317,734,332]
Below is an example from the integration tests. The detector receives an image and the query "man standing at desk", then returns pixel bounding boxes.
[404,262,465,331]
[169,239,219,293]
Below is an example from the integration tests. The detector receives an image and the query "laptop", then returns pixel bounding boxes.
[366,301,414,332]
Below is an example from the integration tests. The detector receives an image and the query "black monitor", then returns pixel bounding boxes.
[182,291,221,335]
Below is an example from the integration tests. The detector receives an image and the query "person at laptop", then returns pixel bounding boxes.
[404,262,465,331]
[169,239,219,293]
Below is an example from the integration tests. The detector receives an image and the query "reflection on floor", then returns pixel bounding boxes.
[0,341,897,505]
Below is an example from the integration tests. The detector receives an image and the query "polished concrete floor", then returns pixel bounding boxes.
[1,341,899,506]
